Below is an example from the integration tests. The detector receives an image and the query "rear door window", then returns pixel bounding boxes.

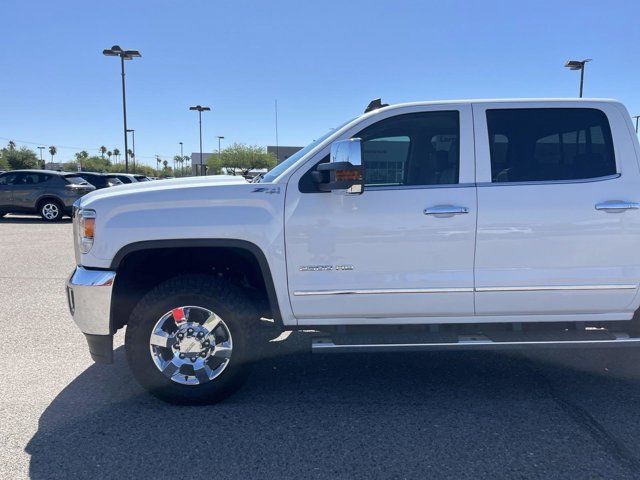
[486,108,616,183]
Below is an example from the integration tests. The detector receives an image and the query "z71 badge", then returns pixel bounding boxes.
[252,187,281,194]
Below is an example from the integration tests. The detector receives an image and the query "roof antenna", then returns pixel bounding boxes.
[364,98,389,113]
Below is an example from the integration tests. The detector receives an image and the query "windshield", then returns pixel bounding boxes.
[259,120,354,183]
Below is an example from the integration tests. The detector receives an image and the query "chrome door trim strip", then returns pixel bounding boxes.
[475,284,637,292]
[293,287,474,296]
[293,284,637,296]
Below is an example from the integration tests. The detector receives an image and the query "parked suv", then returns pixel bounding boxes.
[76,172,124,189]
[0,170,95,221]
[113,173,150,184]
[67,98,640,404]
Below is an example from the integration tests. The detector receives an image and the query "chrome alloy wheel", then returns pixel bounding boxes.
[149,306,233,385]
[41,203,59,220]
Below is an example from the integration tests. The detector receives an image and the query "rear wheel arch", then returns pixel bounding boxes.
[109,239,282,332]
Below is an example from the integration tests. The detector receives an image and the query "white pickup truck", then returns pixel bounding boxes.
[67,98,640,404]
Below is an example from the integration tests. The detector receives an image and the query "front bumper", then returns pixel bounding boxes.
[66,266,116,363]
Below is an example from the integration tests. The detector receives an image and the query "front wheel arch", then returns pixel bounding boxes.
[110,240,282,333]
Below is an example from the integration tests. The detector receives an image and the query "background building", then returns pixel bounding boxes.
[267,146,303,164]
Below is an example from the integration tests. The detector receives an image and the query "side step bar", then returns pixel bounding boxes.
[312,334,640,353]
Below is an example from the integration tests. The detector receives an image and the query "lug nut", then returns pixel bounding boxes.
[196,332,204,338]
[179,353,185,359]
[200,351,207,357]
[190,356,197,363]
[203,340,210,347]
[177,333,184,340]
[187,328,194,335]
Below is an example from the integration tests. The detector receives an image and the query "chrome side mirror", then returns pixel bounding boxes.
[316,139,364,195]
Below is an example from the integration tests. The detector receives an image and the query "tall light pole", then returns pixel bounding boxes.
[189,105,210,176]
[633,115,640,134]
[564,59,591,98]
[179,141,184,177]
[103,45,141,173]
[216,136,224,156]
[37,146,45,168]
[126,129,136,173]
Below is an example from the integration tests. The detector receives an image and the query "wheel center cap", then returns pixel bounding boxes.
[179,336,203,354]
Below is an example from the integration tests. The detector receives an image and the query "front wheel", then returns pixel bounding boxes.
[125,274,261,405]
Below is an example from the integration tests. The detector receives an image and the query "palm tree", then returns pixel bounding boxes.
[130,151,136,173]
[183,155,191,176]
[156,156,161,176]
[8,140,16,150]
[107,150,112,161]
[99,146,107,159]
[113,148,120,165]
[48,146,57,164]
[162,160,169,177]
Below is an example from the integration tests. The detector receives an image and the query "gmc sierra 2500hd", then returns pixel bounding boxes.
[67,98,640,404]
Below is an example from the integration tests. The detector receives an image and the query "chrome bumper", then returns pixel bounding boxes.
[66,266,116,336]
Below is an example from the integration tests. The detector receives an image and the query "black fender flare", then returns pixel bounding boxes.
[111,239,282,325]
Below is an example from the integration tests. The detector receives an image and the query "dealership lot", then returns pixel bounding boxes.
[3,216,640,479]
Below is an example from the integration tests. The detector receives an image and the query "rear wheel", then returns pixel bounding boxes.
[125,274,261,405]
[39,199,63,221]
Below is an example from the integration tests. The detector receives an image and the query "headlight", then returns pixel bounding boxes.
[78,209,96,254]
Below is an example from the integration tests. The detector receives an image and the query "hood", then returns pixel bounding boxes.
[80,175,248,206]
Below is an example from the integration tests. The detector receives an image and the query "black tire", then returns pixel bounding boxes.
[38,199,63,221]
[125,274,262,405]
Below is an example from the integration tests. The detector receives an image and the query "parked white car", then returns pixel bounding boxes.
[67,98,640,404]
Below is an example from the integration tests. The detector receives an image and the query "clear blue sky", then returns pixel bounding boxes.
[1,0,639,167]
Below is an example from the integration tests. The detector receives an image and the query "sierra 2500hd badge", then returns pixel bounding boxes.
[299,265,354,271]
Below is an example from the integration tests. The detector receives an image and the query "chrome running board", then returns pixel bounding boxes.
[311,334,640,353]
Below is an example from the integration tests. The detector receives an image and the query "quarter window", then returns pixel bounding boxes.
[355,111,460,187]
[486,108,616,183]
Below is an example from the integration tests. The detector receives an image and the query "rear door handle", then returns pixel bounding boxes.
[423,205,469,217]
[595,201,640,212]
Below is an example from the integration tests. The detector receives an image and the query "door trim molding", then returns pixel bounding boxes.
[293,284,637,296]
[293,287,473,296]
[476,284,637,292]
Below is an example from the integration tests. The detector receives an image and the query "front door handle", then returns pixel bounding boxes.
[423,205,469,217]
[595,201,640,212]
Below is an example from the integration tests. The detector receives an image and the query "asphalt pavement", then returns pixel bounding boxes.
[2,214,640,479]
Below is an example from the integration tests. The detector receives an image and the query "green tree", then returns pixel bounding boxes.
[208,143,277,176]
[113,148,120,163]
[99,146,107,159]
[48,146,57,163]
[1,143,39,170]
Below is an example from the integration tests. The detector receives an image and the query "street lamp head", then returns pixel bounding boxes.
[189,105,211,112]
[217,136,225,140]
[103,45,141,59]
[564,59,592,70]
[126,129,134,133]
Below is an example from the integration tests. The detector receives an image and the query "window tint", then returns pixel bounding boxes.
[64,176,90,185]
[0,173,18,185]
[355,111,460,187]
[13,173,50,185]
[487,108,616,183]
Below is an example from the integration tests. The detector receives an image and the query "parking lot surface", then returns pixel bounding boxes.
[3,215,640,479]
